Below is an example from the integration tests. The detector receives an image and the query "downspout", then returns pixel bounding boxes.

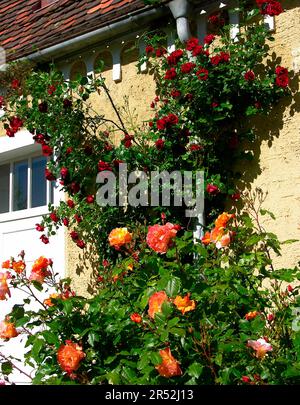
[168,0,191,42]
[168,0,205,241]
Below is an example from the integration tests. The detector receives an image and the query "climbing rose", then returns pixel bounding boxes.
[214,212,235,229]
[206,183,219,195]
[242,376,251,383]
[49,212,59,223]
[190,144,202,152]
[12,260,26,274]
[245,311,260,320]
[67,199,75,208]
[181,62,196,74]
[130,313,142,323]
[35,223,44,232]
[247,338,273,358]
[145,45,154,54]
[11,79,20,89]
[167,49,183,66]
[42,144,53,156]
[275,66,289,88]
[171,90,181,98]
[108,228,132,248]
[98,160,112,172]
[62,218,69,227]
[86,195,94,204]
[76,240,86,249]
[244,70,255,81]
[204,34,215,45]
[155,47,167,57]
[287,284,294,292]
[29,257,51,283]
[148,291,168,319]
[156,348,182,378]
[256,0,283,16]
[47,85,56,95]
[156,118,167,130]
[0,320,18,339]
[165,68,177,80]
[173,293,196,314]
[40,234,49,244]
[147,223,178,254]
[0,273,10,300]
[167,113,179,126]
[155,139,165,150]
[57,341,85,375]
[196,68,209,81]
[186,37,199,51]
[45,168,56,181]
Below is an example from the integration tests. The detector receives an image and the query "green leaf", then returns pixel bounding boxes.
[166,277,181,297]
[187,362,203,378]
[1,361,13,375]
[31,281,43,292]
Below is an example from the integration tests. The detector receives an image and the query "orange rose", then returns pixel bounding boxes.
[146,223,178,254]
[1,260,11,269]
[29,256,52,283]
[173,293,196,314]
[12,260,26,274]
[44,293,60,307]
[130,313,142,323]
[0,273,10,300]
[156,348,182,378]
[108,228,132,248]
[245,311,260,321]
[215,212,235,229]
[0,320,18,339]
[57,341,85,374]
[201,231,211,245]
[148,291,168,319]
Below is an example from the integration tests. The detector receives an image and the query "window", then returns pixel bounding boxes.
[0,155,53,214]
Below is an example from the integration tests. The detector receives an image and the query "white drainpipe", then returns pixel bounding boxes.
[168,0,191,42]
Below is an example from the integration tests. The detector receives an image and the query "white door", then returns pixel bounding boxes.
[0,130,65,384]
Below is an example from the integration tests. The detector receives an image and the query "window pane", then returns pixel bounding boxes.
[0,164,10,213]
[13,160,28,211]
[32,156,47,208]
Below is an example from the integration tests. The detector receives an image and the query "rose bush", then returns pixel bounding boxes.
[1,1,300,385]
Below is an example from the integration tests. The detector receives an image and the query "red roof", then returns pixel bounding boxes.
[0,0,151,61]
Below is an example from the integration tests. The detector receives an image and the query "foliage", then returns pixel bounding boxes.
[1,1,299,385]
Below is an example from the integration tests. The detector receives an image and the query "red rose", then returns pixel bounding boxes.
[6,128,15,137]
[49,212,59,223]
[190,144,202,151]
[242,376,251,383]
[63,218,69,227]
[185,93,193,101]
[155,139,165,150]
[70,182,80,194]
[171,90,181,98]
[196,68,209,81]
[45,168,56,181]
[259,0,283,16]
[10,116,23,132]
[86,195,94,204]
[67,199,75,208]
[155,48,167,57]
[76,240,85,249]
[204,34,215,45]
[146,45,154,54]
[33,133,45,144]
[98,160,112,172]
[150,101,155,108]
[0,96,4,108]
[167,113,179,126]
[113,159,124,167]
[42,144,53,156]
[165,68,177,80]
[211,101,219,108]
[167,49,183,66]
[287,284,294,292]
[47,85,56,95]
[70,231,79,240]
[180,62,196,74]
[35,224,45,232]
[211,55,221,66]
[60,167,69,179]
[267,313,274,321]
[40,235,49,244]
[186,37,199,51]
[208,13,225,26]
[192,45,205,57]
[130,313,142,323]
[275,66,288,76]
[244,70,255,81]
[220,52,230,63]
[156,118,167,131]
[74,214,82,223]
[102,259,110,267]
[276,75,289,88]
[11,79,20,89]
[122,134,134,148]
[206,183,220,195]
[66,147,73,154]
[231,193,241,201]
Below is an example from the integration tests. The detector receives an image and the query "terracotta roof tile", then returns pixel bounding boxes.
[0,0,152,61]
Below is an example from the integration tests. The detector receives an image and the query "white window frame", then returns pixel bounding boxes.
[0,129,60,223]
